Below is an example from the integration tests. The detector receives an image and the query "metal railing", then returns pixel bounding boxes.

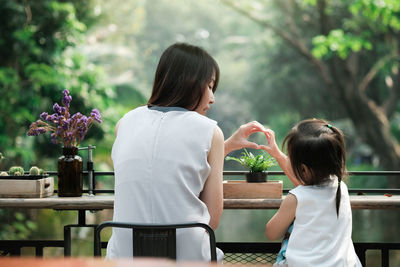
[42,170,400,195]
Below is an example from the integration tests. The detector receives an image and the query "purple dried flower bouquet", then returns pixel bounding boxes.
[28,89,102,148]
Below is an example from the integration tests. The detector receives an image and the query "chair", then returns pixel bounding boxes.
[94,221,217,261]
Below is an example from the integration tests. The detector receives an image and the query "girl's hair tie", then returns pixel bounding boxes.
[326,124,332,128]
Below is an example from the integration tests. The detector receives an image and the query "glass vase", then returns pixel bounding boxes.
[57,146,83,197]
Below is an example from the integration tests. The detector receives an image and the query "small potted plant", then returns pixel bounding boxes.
[0,164,53,198]
[1,165,47,177]
[226,149,277,183]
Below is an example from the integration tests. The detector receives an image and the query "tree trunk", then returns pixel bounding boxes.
[324,58,400,187]
[221,0,400,187]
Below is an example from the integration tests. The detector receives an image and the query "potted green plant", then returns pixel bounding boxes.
[226,149,277,183]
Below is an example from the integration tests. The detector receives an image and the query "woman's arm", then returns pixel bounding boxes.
[266,193,297,240]
[224,121,266,157]
[115,119,121,136]
[200,126,225,230]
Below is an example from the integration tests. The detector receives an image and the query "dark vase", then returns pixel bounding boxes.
[58,146,83,197]
[246,172,267,183]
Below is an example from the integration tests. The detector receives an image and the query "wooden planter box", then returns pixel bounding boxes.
[0,176,54,198]
[223,180,282,199]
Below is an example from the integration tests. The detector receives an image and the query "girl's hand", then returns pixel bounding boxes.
[259,129,280,158]
[261,129,301,187]
[224,121,266,156]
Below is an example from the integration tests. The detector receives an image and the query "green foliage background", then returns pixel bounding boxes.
[0,0,399,264]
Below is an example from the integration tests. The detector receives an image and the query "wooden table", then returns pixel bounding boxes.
[0,195,399,210]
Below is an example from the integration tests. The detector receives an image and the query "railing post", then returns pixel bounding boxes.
[64,226,71,256]
[382,248,389,267]
[35,246,43,257]
[78,145,96,196]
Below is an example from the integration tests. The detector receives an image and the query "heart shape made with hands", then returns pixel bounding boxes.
[246,130,270,150]
[258,130,273,152]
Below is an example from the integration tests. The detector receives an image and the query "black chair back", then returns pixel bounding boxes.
[94,221,217,261]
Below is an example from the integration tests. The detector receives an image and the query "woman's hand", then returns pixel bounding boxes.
[224,121,267,157]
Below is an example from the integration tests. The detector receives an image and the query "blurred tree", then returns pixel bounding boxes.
[223,0,400,184]
[85,0,262,139]
[0,0,118,245]
[0,0,114,169]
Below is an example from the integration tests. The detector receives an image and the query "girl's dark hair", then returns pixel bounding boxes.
[283,119,347,216]
[148,43,219,110]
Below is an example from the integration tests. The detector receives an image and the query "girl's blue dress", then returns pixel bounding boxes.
[274,222,294,266]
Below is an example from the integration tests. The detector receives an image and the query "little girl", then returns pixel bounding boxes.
[261,119,362,267]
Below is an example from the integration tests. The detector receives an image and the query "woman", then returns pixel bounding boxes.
[107,43,265,261]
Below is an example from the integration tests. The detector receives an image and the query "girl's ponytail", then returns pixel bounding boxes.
[328,124,345,218]
[336,177,342,217]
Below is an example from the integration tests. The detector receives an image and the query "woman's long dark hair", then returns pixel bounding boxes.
[283,119,347,216]
[148,43,219,110]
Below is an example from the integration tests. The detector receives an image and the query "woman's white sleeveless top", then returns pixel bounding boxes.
[287,178,361,267]
[106,106,221,261]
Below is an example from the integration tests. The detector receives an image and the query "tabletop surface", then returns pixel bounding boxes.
[0,257,272,267]
[0,195,399,210]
